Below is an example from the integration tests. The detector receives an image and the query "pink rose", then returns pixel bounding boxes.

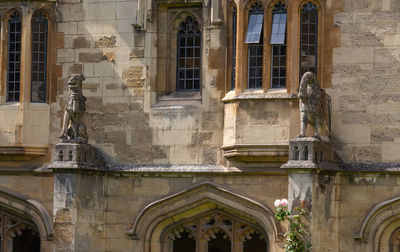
[274,199,281,207]
[280,199,288,207]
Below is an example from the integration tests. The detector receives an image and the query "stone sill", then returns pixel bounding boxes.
[222,89,297,103]
[221,144,289,164]
[0,146,48,161]
[153,91,202,109]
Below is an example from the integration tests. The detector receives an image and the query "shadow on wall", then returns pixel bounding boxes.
[328,7,400,163]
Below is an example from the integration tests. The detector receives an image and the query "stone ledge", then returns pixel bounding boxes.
[221,144,289,166]
[0,146,48,161]
[222,90,297,103]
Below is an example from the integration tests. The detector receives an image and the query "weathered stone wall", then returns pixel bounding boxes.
[52,0,227,166]
[0,174,54,214]
[309,172,400,252]
[102,173,288,251]
[330,0,400,163]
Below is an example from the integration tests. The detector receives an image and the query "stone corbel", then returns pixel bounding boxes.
[210,0,222,26]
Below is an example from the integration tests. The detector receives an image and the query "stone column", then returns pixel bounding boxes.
[49,143,107,252]
[281,137,339,249]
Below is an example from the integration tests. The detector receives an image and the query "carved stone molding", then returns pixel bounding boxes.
[127,182,282,252]
[354,196,400,243]
[221,144,289,167]
[164,211,264,243]
[0,146,48,161]
[0,186,53,241]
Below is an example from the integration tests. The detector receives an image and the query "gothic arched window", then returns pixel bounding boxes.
[300,2,318,79]
[31,13,48,103]
[270,2,287,88]
[177,16,201,91]
[245,2,264,89]
[7,12,22,102]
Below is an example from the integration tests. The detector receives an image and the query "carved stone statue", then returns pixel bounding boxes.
[298,72,331,138]
[60,74,88,144]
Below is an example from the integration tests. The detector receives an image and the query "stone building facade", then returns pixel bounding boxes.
[0,0,399,251]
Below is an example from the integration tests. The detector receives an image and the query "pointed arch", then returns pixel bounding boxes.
[127,181,282,252]
[0,186,53,241]
[354,196,400,243]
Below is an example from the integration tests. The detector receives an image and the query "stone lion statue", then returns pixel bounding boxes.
[60,74,88,144]
[298,72,331,138]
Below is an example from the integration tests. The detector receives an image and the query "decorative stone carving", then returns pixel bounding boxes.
[298,72,331,138]
[49,143,106,171]
[281,137,337,170]
[60,74,88,144]
[165,211,264,244]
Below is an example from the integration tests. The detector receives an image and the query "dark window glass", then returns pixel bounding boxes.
[243,233,267,252]
[173,231,196,252]
[247,3,264,89]
[208,231,231,252]
[231,7,237,90]
[177,16,201,91]
[300,2,318,79]
[13,229,40,252]
[7,13,21,102]
[31,13,48,103]
[271,2,287,88]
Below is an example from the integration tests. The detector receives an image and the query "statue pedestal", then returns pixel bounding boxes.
[281,137,338,171]
[48,143,107,251]
[48,143,106,171]
[281,137,339,247]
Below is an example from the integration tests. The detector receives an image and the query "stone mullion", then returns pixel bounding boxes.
[234,0,245,94]
[20,6,33,107]
[287,0,298,94]
[232,220,243,252]
[1,212,6,252]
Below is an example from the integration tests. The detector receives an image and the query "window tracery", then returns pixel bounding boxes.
[0,210,40,251]
[165,211,267,252]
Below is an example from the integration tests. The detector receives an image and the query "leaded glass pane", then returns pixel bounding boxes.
[31,13,48,103]
[7,12,21,102]
[300,2,318,79]
[270,13,287,44]
[177,16,201,91]
[245,14,264,44]
[271,2,287,88]
[247,3,264,89]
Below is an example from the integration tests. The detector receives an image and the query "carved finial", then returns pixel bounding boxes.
[60,74,88,144]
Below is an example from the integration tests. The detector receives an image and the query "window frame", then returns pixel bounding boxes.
[31,12,49,103]
[227,0,327,95]
[6,11,22,103]
[176,16,202,92]
[299,1,319,80]
[270,2,287,89]
[0,5,54,105]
